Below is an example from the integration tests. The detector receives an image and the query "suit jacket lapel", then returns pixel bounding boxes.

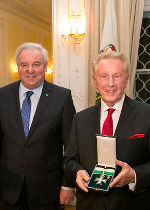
[11,81,26,142]
[26,81,53,141]
[88,104,101,164]
[114,95,137,149]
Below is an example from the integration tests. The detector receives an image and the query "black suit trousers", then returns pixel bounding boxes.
[1,180,61,210]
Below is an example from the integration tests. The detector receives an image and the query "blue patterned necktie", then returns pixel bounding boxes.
[21,91,33,137]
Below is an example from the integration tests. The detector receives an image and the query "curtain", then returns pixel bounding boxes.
[127,0,144,97]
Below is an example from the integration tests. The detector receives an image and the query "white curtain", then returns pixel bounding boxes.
[128,0,144,97]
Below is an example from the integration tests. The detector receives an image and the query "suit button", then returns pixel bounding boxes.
[24,147,28,151]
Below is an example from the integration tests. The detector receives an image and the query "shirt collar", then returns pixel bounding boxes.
[101,94,125,112]
[19,82,44,99]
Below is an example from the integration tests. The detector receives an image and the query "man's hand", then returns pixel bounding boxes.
[60,189,75,205]
[110,159,135,188]
[76,170,90,192]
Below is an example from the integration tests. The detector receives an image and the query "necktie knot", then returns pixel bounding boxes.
[107,108,115,116]
[26,91,33,98]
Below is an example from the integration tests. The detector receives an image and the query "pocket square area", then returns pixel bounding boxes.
[129,134,145,140]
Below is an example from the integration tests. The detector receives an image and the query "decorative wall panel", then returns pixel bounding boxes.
[53,0,87,112]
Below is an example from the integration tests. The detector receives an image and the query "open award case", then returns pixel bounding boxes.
[87,135,116,192]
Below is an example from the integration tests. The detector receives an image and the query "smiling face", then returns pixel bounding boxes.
[92,58,129,107]
[17,48,47,90]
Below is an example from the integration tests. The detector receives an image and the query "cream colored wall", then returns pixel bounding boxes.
[0,0,52,87]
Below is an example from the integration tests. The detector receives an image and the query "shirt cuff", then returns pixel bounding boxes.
[128,170,136,191]
[61,186,75,191]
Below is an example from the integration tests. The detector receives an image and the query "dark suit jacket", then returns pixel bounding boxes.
[0,80,75,205]
[64,95,150,210]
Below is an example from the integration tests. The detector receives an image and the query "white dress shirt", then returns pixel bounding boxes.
[100,95,125,135]
[100,95,136,190]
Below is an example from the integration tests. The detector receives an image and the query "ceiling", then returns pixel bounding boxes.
[0,0,52,24]
[19,0,52,20]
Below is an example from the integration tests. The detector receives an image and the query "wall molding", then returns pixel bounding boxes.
[0,0,50,27]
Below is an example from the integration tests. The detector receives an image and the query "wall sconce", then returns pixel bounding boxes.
[14,64,18,74]
[11,63,19,80]
[45,65,53,82]
[60,11,85,45]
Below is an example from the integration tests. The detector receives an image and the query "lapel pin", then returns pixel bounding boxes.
[45,93,48,96]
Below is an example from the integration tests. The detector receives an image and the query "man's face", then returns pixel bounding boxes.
[17,49,47,90]
[92,58,129,107]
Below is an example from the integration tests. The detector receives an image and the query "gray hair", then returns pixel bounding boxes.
[92,51,130,76]
[15,42,48,64]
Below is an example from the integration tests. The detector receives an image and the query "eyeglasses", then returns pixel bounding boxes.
[18,62,44,70]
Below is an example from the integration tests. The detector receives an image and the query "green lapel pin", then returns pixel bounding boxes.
[45,93,48,96]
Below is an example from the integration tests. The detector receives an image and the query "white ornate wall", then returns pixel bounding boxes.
[53,0,88,112]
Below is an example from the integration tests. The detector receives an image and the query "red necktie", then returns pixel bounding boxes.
[102,108,115,136]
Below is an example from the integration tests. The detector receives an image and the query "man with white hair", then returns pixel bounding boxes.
[64,51,150,210]
[0,42,75,210]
